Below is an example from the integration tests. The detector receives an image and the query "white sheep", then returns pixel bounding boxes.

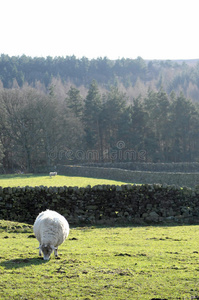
[33,209,69,260]
[49,172,57,178]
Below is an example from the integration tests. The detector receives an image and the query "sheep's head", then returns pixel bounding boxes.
[40,244,56,260]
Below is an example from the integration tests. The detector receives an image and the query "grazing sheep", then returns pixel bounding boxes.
[33,209,69,260]
[49,172,57,178]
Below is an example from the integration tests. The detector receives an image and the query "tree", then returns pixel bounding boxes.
[102,87,127,152]
[124,96,148,154]
[143,88,171,161]
[83,80,102,159]
[65,86,83,118]
[0,87,60,171]
[0,88,39,171]
[169,93,199,162]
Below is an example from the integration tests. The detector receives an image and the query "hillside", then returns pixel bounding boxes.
[1,54,199,102]
[1,55,199,172]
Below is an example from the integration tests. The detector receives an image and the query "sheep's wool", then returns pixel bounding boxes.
[33,210,69,260]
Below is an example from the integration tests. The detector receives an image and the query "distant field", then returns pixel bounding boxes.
[0,221,199,299]
[0,174,131,188]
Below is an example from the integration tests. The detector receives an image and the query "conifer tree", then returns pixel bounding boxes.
[66,86,83,118]
[83,80,102,159]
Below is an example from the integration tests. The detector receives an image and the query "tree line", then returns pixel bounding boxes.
[0,54,148,88]
[0,80,199,173]
[1,54,199,102]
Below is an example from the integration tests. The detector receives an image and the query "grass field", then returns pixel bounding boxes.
[0,221,199,299]
[1,174,199,299]
[0,174,131,188]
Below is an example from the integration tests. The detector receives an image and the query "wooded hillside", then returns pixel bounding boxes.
[0,81,199,172]
[1,55,199,172]
[1,54,199,102]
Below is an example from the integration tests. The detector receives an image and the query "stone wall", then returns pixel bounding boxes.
[57,164,199,188]
[81,162,199,173]
[0,184,199,226]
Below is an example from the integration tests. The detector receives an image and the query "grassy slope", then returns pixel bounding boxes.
[0,174,131,188]
[0,222,199,299]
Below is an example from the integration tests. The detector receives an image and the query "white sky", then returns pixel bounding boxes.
[1,0,198,60]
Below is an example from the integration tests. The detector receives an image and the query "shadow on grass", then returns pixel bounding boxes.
[0,257,48,269]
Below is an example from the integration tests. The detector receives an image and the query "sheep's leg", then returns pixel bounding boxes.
[54,247,58,257]
[39,245,42,256]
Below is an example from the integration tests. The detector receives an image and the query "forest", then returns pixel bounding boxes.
[1,54,199,101]
[0,55,199,172]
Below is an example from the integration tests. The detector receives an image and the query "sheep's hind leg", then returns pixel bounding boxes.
[54,247,58,257]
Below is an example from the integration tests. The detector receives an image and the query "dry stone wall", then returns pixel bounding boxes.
[57,165,199,188]
[81,162,199,173]
[0,184,199,226]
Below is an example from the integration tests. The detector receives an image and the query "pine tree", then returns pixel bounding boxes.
[66,86,83,118]
[169,92,199,162]
[83,80,102,160]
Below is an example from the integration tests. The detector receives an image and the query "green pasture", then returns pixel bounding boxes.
[0,174,131,188]
[0,222,199,299]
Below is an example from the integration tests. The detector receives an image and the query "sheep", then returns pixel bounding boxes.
[49,172,57,178]
[33,209,69,260]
